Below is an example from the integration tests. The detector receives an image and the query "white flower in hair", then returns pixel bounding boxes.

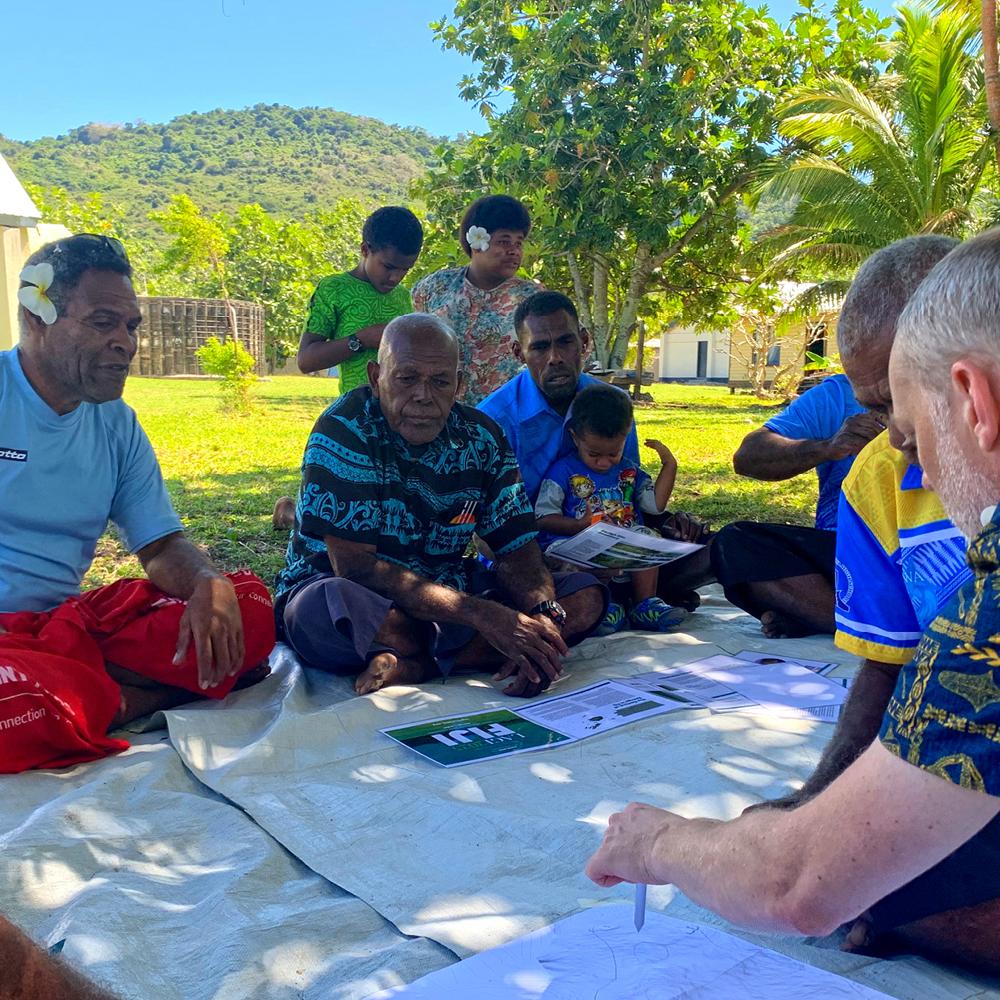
[466,225,492,252]
[18,263,58,325]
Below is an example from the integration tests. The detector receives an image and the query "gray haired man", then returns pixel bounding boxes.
[585,227,1000,974]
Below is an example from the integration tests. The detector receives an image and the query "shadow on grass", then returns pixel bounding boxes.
[164,466,302,499]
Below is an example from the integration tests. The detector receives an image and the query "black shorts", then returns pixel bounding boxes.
[710,522,836,613]
[869,811,1000,932]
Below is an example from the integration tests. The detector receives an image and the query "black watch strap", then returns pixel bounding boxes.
[529,600,567,626]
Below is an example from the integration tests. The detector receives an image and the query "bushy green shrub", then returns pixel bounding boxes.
[195,336,257,414]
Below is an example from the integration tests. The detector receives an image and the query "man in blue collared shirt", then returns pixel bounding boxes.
[479,291,713,606]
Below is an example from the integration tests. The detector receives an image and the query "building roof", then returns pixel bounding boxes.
[0,152,41,228]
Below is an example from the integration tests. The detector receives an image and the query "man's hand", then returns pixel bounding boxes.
[585,801,694,887]
[826,412,885,462]
[173,574,245,689]
[662,511,710,544]
[483,606,569,697]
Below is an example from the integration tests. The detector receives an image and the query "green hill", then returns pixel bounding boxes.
[1,104,446,239]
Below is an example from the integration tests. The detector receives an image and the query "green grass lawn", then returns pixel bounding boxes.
[84,377,819,590]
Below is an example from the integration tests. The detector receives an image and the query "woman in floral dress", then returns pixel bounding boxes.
[412,195,541,406]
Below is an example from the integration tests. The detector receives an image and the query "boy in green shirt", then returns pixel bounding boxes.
[296,206,423,393]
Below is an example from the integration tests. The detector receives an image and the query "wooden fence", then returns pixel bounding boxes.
[132,297,266,377]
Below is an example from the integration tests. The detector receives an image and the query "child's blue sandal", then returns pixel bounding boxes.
[629,597,687,632]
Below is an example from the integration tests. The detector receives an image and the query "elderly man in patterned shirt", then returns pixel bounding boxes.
[584,229,1000,973]
[275,313,607,697]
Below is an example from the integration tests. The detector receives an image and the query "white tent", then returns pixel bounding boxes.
[0,152,70,350]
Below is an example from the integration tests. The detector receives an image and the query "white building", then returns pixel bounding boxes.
[0,152,70,351]
[653,323,729,382]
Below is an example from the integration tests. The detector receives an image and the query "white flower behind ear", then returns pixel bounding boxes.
[18,263,58,325]
[466,226,492,252]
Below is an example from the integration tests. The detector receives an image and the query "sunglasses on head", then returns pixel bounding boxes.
[53,233,129,262]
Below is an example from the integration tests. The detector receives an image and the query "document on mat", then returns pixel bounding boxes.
[380,709,573,768]
[733,650,838,673]
[515,679,684,739]
[381,682,682,767]
[732,650,853,722]
[367,904,896,999]
[545,522,702,570]
[679,653,849,720]
[617,664,751,711]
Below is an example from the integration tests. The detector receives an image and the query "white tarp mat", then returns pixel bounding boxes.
[0,732,453,999]
[162,591,1000,1000]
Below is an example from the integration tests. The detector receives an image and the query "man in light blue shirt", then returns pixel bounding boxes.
[479,291,713,607]
[0,235,273,772]
[711,374,883,638]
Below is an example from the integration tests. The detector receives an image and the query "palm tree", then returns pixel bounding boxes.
[751,4,990,295]
[936,0,1000,169]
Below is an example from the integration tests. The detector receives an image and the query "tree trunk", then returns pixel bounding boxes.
[633,318,646,400]
[592,255,612,367]
[984,0,1000,171]
[565,252,594,330]
[212,252,240,359]
[609,244,654,367]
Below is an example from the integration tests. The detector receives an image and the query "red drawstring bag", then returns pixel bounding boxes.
[0,602,128,773]
[72,570,276,698]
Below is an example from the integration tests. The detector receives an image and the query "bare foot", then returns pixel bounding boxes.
[111,684,198,729]
[355,651,437,696]
[272,496,295,531]
[760,610,818,639]
[233,659,271,689]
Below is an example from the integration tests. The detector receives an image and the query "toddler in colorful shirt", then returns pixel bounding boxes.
[535,383,685,633]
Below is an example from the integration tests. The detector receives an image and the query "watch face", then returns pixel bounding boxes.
[535,601,567,625]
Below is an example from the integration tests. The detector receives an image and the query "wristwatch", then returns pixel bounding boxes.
[347,334,364,353]
[529,600,568,628]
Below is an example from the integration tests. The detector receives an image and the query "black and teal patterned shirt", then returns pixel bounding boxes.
[275,386,537,600]
[881,502,1000,793]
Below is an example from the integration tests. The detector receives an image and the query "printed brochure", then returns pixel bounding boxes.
[545,522,703,571]
[380,680,684,767]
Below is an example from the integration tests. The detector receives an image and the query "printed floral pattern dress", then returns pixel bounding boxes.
[412,267,542,405]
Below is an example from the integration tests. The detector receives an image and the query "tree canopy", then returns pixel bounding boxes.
[753,3,991,286]
[420,0,891,366]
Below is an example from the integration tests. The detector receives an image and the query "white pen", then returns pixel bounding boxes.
[634,882,647,932]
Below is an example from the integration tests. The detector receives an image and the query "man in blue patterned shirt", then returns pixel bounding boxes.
[275,314,607,697]
[584,230,1000,973]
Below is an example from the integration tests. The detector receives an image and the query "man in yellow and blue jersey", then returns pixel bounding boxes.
[751,235,966,811]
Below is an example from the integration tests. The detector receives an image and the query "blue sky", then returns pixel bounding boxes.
[2,0,898,143]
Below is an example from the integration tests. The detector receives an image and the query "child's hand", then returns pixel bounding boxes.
[645,438,676,466]
[356,323,388,349]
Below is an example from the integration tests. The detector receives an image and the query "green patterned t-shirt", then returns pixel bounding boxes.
[304,272,413,393]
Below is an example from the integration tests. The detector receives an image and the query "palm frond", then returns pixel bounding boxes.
[775,280,852,335]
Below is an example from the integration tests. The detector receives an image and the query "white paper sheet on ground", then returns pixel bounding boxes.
[730,651,852,722]
[516,679,686,739]
[733,650,837,673]
[366,906,894,1000]
[616,664,745,710]
[679,653,849,721]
